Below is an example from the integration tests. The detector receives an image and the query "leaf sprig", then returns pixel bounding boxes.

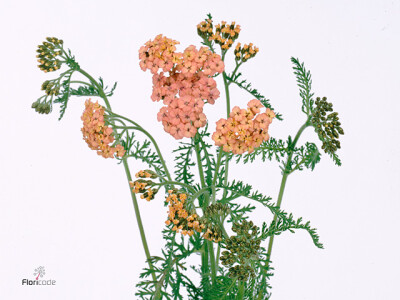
[225,72,282,120]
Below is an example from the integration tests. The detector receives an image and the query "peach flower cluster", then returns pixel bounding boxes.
[165,190,205,236]
[212,99,275,154]
[139,35,224,139]
[81,99,125,158]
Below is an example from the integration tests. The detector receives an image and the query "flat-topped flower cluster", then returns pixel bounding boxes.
[139,34,224,139]
[212,99,275,154]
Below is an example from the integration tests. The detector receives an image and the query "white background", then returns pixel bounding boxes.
[1,0,399,299]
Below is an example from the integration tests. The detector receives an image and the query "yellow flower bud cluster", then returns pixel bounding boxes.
[210,21,241,50]
[202,226,223,243]
[234,43,259,63]
[36,37,64,73]
[135,169,158,179]
[165,190,205,236]
[197,18,213,39]
[130,179,158,201]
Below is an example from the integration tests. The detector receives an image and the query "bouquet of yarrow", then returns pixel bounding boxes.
[32,14,344,299]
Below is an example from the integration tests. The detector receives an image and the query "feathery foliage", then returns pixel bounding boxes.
[136,229,202,299]
[225,72,282,120]
[53,72,73,120]
[236,137,287,164]
[124,133,168,181]
[173,140,196,185]
[261,213,324,249]
[291,57,314,116]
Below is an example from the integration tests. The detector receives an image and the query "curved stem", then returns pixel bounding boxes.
[106,112,173,182]
[78,68,156,281]
[113,125,142,131]
[122,158,157,282]
[105,109,141,127]
[190,188,211,206]
[154,181,196,194]
[78,69,112,109]
[70,80,92,86]
[265,119,311,267]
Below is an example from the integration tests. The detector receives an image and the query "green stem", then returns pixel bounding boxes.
[191,188,211,205]
[216,219,229,239]
[222,71,232,199]
[154,181,196,194]
[107,115,173,182]
[70,80,92,86]
[194,133,213,292]
[222,72,231,118]
[266,119,310,267]
[208,241,217,285]
[227,62,242,86]
[201,242,210,289]
[122,158,157,282]
[237,281,245,299]
[194,134,206,190]
[289,157,307,175]
[212,148,224,186]
[78,68,156,282]
[216,244,221,273]
[78,68,112,109]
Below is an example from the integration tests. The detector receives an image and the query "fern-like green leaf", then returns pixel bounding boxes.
[225,72,282,120]
[291,57,314,116]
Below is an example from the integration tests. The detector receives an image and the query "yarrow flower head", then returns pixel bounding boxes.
[311,96,344,157]
[36,37,64,73]
[165,190,205,236]
[130,179,158,201]
[201,203,229,243]
[135,169,158,179]
[212,99,275,154]
[129,170,160,201]
[142,186,226,242]
[139,35,225,140]
[197,18,213,40]
[234,42,259,63]
[220,220,261,281]
[210,21,241,50]
[81,99,125,159]
[139,34,180,74]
